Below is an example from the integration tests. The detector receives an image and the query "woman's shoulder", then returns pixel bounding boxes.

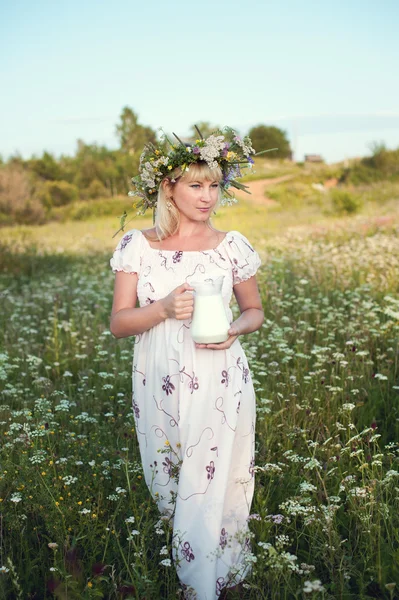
[114,228,144,251]
[224,230,254,246]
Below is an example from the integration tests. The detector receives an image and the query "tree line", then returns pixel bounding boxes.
[0,107,292,225]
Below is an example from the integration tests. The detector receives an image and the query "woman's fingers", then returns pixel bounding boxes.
[195,335,238,350]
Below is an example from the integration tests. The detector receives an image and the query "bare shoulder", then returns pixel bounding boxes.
[211,228,228,242]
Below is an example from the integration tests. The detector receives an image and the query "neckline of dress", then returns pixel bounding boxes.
[139,229,233,253]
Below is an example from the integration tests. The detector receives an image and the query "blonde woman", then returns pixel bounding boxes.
[110,131,264,600]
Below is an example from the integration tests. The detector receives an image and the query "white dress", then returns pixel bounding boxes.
[110,229,261,600]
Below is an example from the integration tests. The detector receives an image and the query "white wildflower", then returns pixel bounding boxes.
[303,579,325,593]
[160,558,172,567]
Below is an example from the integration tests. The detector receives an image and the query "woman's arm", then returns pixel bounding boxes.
[195,275,264,350]
[109,271,194,339]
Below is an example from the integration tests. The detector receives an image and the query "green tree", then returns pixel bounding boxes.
[248,125,291,159]
[115,106,156,153]
[27,151,62,181]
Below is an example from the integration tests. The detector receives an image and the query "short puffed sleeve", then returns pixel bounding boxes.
[225,230,261,285]
[109,229,142,275]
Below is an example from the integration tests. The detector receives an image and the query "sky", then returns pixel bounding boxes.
[1,0,399,164]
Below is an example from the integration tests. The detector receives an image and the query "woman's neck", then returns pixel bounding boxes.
[173,222,214,240]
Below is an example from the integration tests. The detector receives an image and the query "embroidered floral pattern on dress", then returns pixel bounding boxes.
[206,460,216,480]
[219,528,228,549]
[188,375,199,393]
[216,577,226,597]
[120,233,133,250]
[132,399,140,419]
[181,541,195,562]
[172,250,183,263]
[162,375,175,396]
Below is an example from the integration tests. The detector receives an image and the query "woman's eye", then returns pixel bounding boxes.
[190,184,200,188]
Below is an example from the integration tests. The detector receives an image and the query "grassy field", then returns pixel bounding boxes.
[1,184,399,599]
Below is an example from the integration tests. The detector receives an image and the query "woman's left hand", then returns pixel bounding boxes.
[195,326,239,350]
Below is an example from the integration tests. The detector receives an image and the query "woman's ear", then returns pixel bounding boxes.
[162,178,172,196]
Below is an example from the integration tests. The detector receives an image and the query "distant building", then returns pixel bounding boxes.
[305,154,324,163]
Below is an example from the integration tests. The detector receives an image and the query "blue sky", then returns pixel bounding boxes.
[1,0,398,164]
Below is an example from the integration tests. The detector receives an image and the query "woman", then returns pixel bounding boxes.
[110,129,264,600]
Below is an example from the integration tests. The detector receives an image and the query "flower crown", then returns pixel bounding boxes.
[116,125,276,235]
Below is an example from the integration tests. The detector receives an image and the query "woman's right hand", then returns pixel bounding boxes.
[160,283,194,320]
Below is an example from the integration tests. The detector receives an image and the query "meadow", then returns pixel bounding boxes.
[1,177,399,599]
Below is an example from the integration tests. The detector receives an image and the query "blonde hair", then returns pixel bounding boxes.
[153,161,223,240]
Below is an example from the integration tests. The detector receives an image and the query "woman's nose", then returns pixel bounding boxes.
[201,187,212,201]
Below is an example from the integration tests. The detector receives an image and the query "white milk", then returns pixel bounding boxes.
[191,294,230,344]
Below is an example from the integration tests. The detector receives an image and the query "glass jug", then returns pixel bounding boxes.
[190,276,230,344]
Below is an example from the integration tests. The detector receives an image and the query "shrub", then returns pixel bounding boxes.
[37,180,79,208]
[330,188,363,214]
[0,163,31,214]
[0,164,46,225]
[340,146,399,185]
[85,178,110,200]
[339,164,385,186]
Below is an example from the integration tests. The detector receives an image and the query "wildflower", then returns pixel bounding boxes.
[160,558,172,567]
[48,543,58,550]
[303,579,325,593]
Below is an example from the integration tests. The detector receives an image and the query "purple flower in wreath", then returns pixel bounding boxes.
[181,541,195,562]
[162,375,175,396]
[120,233,133,250]
[172,251,183,263]
[189,376,199,393]
[219,528,228,549]
[206,460,215,481]
[192,146,200,155]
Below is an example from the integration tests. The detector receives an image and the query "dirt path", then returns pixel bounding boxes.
[234,174,295,205]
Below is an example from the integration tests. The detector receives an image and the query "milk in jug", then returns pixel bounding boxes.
[190,276,230,344]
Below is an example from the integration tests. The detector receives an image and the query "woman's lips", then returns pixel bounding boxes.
[198,207,210,212]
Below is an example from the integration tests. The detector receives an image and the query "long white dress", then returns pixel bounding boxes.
[110,229,261,600]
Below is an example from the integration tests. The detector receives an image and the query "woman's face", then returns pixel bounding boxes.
[171,177,220,223]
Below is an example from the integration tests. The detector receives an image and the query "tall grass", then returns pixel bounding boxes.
[1,208,399,598]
